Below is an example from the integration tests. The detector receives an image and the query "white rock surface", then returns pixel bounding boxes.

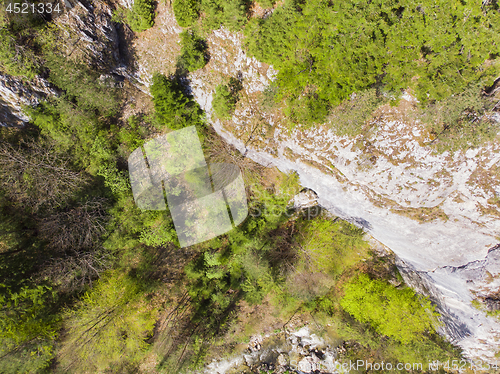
[0,74,58,127]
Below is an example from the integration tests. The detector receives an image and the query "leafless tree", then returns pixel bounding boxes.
[204,127,265,183]
[35,197,111,291]
[38,197,108,251]
[37,248,113,292]
[0,138,88,211]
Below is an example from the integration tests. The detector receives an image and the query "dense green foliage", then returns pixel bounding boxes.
[0,285,58,373]
[212,82,238,119]
[178,29,208,72]
[341,273,439,344]
[0,29,39,78]
[244,0,500,125]
[44,53,120,116]
[200,0,249,31]
[297,218,368,276]
[173,0,200,27]
[150,72,204,130]
[126,0,155,32]
[58,272,157,372]
[256,0,275,8]
[328,89,384,136]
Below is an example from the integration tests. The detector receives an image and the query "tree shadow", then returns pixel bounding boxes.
[229,72,244,98]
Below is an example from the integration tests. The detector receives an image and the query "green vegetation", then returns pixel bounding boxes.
[244,0,500,128]
[200,0,249,31]
[178,29,208,72]
[126,0,155,32]
[0,285,58,373]
[0,0,483,371]
[341,273,439,344]
[297,218,368,277]
[150,72,204,130]
[0,29,39,78]
[329,89,384,137]
[422,84,498,152]
[212,79,242,119]
[0,4,42,78]
[256,0,275,8]
[58,272,157,372]
[173,0,200,27]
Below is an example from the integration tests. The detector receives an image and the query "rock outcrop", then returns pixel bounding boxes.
[0,74,57,127]
[0,0,122,126]
[53,0,120,69]
[204,326,342,374]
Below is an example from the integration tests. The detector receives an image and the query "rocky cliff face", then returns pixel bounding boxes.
[0,74,57,127]
[53,0,120,69]
[0,0,123,127]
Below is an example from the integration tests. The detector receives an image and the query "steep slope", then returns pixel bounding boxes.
[128,4,500,361]
[1,0,499,363]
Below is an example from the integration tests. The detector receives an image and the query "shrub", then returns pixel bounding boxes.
[298,218,368,276]
[0,29,39,79]
[178,30,208,72]
[328,89,383,136]
[212,83,237,119]
[150,73,203,130]
[0,285,58,373]
[285,94,331,126]
[260,83,279,111]
[221,0,249,31]
[127,0,155,32]
[44,53,120,116]
[422,85,498,152]
[173,0,199,27]
[340,273,439,344]
[200,0,249,31]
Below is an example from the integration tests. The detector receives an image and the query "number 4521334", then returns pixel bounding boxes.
[5,2,62,14]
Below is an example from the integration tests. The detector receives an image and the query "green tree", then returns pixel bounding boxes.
[127,0,155,32]
[221,0,249,31]
[244,0,500,128]
[328,89,383,136]
[0,4,43,79]
[257,0,275,8]
[173,0,200,27]
[422,84,498,152]
[298,218,368,276]
[200,0,249,31]
[0,29,39,78]
[0,285,58,373]
[340,273,439,344]
[178,30,208,72]
[150,73,203,130]
[212,83,238,119]
[43,53,120,116]
[58,272,157,373]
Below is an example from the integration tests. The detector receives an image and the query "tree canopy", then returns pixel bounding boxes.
[244,0,500,124]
